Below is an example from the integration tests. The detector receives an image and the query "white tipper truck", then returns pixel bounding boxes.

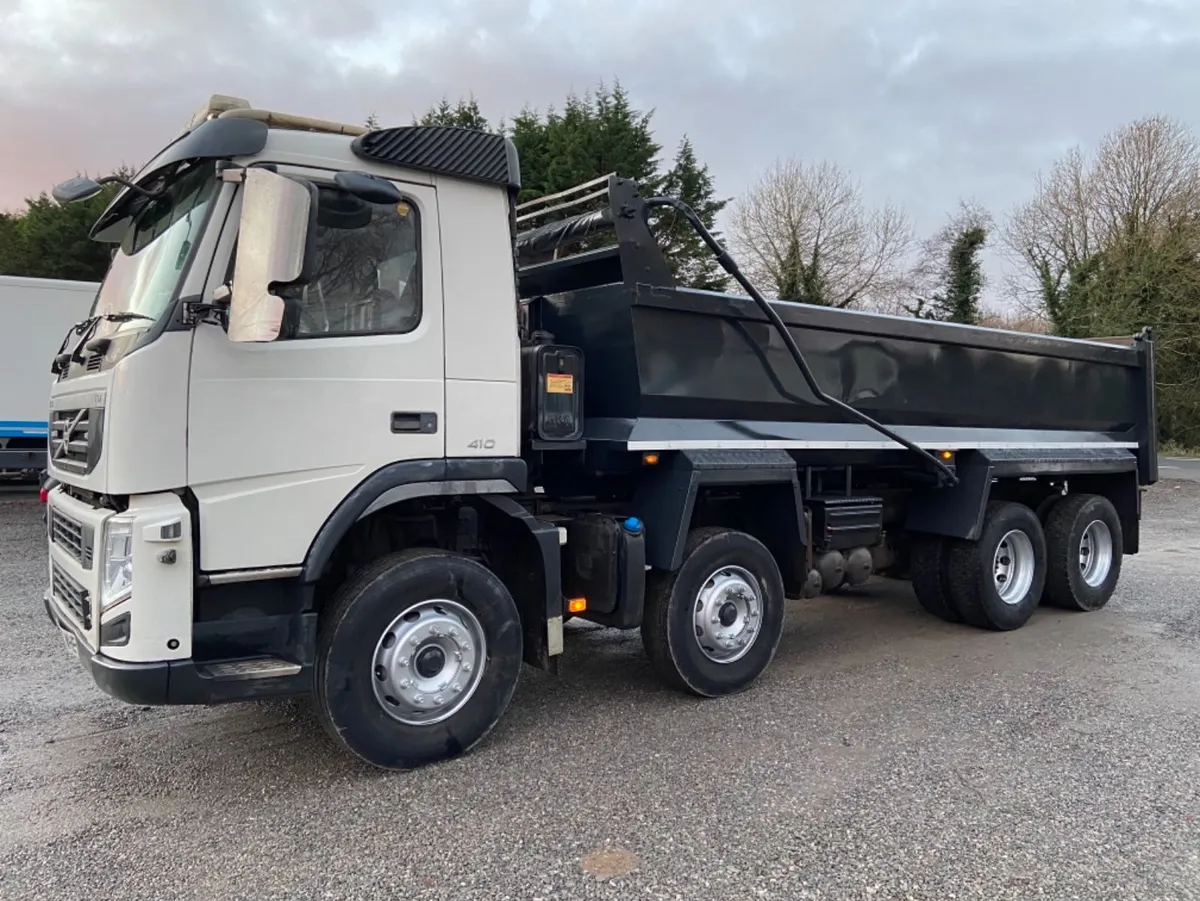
[42,95,1157,770]
[0,275,99,476]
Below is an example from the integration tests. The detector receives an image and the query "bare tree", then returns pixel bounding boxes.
[1002,114,1200,445]
[999,148,1095,321]
[1092,114,1200,236]
[1001,115,1200,322]
[727,158,913,309]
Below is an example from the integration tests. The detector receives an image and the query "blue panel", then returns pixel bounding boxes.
[0,420,49,438]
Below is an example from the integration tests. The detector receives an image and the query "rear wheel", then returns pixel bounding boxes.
[642,527,786,697]
[315,548,523,770]
[909,535,962,623]
[947,501,1047,631]
[1043,493,1123,612]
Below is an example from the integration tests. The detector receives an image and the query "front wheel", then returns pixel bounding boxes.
[641,527,786,697]
[315,548,523,770]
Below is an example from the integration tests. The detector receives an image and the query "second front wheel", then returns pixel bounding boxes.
[642,527,786,697]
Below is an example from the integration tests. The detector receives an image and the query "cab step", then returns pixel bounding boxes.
[196,658,303,681]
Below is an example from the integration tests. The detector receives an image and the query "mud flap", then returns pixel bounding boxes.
[477,495,563,673]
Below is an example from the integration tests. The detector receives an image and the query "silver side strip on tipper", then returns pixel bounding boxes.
[626,439,1141,451]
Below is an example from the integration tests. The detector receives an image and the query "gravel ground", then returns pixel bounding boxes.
[2,482,1200,900]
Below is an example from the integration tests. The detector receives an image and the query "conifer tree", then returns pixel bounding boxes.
[654,136,730,291]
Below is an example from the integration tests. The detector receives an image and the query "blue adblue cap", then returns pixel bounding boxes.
[623,516,643,533]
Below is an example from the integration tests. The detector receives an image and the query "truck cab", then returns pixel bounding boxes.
[45,98,549,763]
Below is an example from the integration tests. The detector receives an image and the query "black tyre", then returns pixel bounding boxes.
[1043,493,1123,612]
[315,548,523,770]
[641,527,786,697]
[947,501,1047,631]
[909,535,962,623]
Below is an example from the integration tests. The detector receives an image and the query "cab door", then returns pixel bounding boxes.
[187,171,444,573]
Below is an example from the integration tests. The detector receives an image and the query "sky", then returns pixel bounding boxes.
[2,0,1199,307]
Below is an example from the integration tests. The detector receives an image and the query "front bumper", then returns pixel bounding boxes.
[45,590,170,705]
[44,486,315,706]
[44,591,313,706]
[45,484,197,662]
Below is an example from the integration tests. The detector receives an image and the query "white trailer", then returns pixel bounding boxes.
[0,275,98,474]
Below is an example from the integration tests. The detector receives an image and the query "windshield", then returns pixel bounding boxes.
[90,161,218,333]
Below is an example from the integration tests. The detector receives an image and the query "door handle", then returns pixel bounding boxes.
[391,411,438,434]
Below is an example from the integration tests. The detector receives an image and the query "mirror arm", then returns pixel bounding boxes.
[183,285,232,328]
[95,174,164,199]
[217,161,280,185]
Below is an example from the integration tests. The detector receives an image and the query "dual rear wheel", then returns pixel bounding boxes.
[911,493,1123,630]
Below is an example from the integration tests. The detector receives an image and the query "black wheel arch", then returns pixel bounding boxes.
[299,457,565,673]
[905,448,1141,554]
[632,448,807,595]
[300,457,528,584]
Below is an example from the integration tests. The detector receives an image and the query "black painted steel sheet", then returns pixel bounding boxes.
[534,284,1147,437]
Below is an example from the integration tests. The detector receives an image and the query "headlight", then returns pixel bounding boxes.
[102,516,134,610]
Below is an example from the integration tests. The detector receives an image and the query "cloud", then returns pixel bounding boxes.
[2,0,1198,304]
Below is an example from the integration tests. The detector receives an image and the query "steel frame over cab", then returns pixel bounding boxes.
[42,96,1157,771]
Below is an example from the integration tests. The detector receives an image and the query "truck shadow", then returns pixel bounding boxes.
[27,577,1084,812]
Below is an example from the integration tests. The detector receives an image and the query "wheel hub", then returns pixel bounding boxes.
[1079,519,1114,588]
[693,566,762,664]
[992,529,1036,605]
[414,645,446,679]
[372,599,487,726]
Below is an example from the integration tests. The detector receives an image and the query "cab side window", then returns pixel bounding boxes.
[278,186,421,339]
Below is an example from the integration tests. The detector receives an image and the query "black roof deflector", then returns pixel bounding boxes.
[352,126,521,191]
[89,117,269,239]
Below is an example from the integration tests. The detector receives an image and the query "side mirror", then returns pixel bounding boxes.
[333,170,404,205]
[53,176,104,204]
[227,168,318,342]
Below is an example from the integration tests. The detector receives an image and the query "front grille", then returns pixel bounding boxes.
[51,560,92,630]
[50,507,93,568]
[48,408,93,474]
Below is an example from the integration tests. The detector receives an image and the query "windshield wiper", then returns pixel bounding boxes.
[51,315,101,374]
[50,312,157,374]
[100,311,156,323]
